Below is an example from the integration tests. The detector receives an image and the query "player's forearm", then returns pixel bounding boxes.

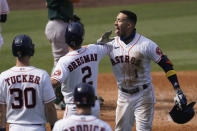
[45,102,58,127]
[158,55,181,91]
[0,104,6,128]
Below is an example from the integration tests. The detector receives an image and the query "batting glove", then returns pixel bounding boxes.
[174,89,187,110]
[97,30,114,44]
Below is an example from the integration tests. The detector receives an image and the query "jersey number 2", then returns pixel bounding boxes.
[10,87,36,109]
[81,66,93,85]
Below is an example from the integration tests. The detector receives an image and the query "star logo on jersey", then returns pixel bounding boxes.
[53,69,61,76]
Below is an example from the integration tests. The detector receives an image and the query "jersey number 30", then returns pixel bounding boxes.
[10,87,36,109]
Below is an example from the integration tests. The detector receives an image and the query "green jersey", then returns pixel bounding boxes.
[46,0,73,22]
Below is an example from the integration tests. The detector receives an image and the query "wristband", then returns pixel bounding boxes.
[0,128,6,131]
[166,70,176,78]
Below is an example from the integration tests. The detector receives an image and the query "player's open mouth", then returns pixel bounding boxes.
[115,27,120,35]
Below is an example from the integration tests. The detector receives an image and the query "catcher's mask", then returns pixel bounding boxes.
[169,102,195,124]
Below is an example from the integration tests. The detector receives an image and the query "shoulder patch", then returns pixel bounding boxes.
[156,47,163,56]
[53,69,61,76]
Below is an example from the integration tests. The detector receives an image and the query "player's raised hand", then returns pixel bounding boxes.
[97,30,114,44]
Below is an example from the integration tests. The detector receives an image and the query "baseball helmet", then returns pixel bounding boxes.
[12,34,35,58]
[65,22,84,48]
[74,83,95,107]
[169,102,196,124]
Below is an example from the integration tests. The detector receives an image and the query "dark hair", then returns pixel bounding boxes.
[120,10,137,25]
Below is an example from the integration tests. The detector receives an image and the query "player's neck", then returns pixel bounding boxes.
[16,56,30,67]
[68,46,81,52]
[76,107,91,115]
[120,28,136,44]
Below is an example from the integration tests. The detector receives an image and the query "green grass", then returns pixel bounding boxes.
[1,0,197,73]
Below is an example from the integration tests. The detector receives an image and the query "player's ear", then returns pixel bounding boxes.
[127,23,131,29]
[127,22,135,30]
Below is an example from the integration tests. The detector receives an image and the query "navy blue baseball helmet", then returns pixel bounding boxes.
[169,102,195,124]
[74,83,95,107]
[12,34,34,58]
[65,22,84,48]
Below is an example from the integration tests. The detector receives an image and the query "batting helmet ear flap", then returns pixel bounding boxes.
[169,102,196,124]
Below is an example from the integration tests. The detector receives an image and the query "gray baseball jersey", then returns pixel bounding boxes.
[51,44,110,118]
[0,66,56,124]
[53,115,113,131]
[0,0,9,48]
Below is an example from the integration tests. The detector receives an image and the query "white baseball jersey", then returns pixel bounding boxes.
[0,0,9,48]
[108,33,163,131]
[53,114,113,131]
[0,66,56,124]
[51,44,110,117]
[109,33,162,89]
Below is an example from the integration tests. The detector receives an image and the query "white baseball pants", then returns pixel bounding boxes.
[115,84,155,131]
[9,123,46,131]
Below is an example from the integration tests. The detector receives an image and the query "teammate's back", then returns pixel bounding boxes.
[51,22,111,118]
[53,115,112,131]
[0,34,57,131]
[0,66,55,124]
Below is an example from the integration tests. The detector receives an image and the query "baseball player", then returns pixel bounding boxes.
[104,10,187,131]
[51,22,111,118]
[0,0,9,50]
[53,83,113,131]
[45,0,81,110]
[0,35,57,131]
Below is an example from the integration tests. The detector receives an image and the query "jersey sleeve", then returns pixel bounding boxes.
[146,40,163,63]
[88,44,111,60]
[42,71,56,103]
[53,120,63,131]
[0,74,6,104]
[0,0,9,14]
[51,58,69,83]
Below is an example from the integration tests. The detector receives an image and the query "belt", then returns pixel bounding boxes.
[9,123,43,126]
[120,84,148,95]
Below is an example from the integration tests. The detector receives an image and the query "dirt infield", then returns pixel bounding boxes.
[52,71,197,131]
[6,71,197,131]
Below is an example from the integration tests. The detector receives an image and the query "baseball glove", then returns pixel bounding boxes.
[71,13,81,22]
